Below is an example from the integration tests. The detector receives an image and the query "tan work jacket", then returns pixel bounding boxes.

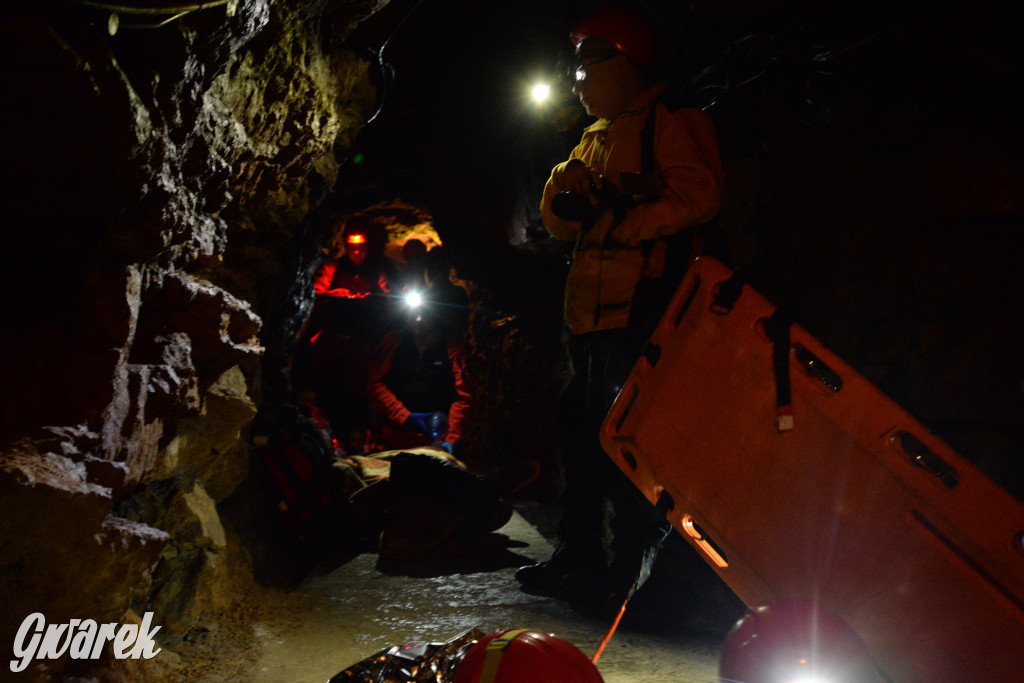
[541,84,724,335]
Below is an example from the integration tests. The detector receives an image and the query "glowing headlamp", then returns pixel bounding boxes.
[404,290,424,309]
[531,83,552,103]
[346,233,367,245]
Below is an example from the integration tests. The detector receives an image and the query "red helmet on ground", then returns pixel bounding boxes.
[570,6,655,71]
[718,599,882,682]
[453,628,604,683]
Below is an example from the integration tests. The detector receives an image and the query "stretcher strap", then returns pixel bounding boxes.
[766,310,795,432]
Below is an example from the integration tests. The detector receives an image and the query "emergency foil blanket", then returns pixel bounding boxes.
[328,629,484,683]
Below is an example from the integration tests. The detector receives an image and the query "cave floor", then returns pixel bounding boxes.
[190,505,729,683]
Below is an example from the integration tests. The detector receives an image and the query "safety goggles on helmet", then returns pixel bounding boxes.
[571,47,621,81]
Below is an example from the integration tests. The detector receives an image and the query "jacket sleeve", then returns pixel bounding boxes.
[377,260,396,294]
[611,107,724,245]
[443,340,473,445]
[366,333,411,427]
[313,260,363,299]
[312,260,337,296]
[540,158,585,242]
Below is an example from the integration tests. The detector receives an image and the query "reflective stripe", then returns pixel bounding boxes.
[478,629,533,683]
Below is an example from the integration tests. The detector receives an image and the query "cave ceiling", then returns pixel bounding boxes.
[328,0,1021,240]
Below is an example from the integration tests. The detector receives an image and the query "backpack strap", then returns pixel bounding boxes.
[637,100,696,280]
[640,104,658,176]
[638,104,661,270]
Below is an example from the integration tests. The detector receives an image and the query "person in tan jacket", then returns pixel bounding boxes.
[517,5,724,609]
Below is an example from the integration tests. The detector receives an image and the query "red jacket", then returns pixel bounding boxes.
[367,330,473,445]
[313,259,391,299]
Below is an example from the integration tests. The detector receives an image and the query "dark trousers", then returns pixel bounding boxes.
[556,329,658,584]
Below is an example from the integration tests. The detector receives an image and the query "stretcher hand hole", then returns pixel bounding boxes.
[709,271,745,315]
[792,343,843,392]
[640,341,661,368]
[680,514,729,568]
[668,274,701,329]
[895,432,960,488]
[619,448,638,472]
[613,385,640,433]
[654,487,674,513]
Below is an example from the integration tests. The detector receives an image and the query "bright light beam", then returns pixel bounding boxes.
[532,83,552,104]
[404,290,424,308]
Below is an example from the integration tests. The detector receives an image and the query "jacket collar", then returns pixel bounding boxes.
[583,82,668,133]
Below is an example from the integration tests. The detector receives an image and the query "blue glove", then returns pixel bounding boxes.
[405,412,433,434]
[435,440,454,454]
[425,411,448,439]
[405,411,448,439]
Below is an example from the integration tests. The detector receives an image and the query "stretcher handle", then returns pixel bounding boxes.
[680,515,729,568]
[898,432,960,488]
[709,271,745,315]
[792,343,843,393]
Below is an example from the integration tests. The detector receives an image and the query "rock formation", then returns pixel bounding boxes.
[0,1,383,678]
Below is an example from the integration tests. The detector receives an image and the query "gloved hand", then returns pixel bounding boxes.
[433,440,454,455]
[405,412,434,435]
[426,411,448,439]
[405,411,448,439]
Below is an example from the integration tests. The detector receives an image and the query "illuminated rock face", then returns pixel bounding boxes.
[0,1,382,676]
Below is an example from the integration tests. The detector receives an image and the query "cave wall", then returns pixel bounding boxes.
[0,0,383,678]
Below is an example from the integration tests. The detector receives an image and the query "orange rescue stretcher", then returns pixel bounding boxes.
[600,256,1024,682]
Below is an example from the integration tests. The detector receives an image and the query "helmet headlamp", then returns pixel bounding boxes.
[404,290,424,309]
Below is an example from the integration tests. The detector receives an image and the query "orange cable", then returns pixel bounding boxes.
[592,597,629,664]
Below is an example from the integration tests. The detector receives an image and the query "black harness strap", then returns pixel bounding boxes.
[635,106,659,267]
[640,105,657,175]
[766,309,795,432]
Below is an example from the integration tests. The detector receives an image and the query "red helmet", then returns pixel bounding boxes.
[570,6,655,71]
[719,600,881,683]
[453,629,605,683]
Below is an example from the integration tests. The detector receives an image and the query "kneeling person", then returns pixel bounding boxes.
[367,300,472,455]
